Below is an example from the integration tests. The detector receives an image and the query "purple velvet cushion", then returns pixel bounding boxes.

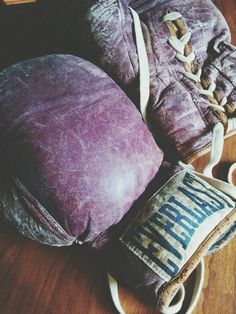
[0,54,163,245]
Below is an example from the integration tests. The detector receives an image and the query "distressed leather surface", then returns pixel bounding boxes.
[0,54,163,245]
[86,0,236,161]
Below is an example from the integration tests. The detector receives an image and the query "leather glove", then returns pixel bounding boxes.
[86,0,236,177]
[1,53,236,313]
[86,0,236,254]
[0,54,163,247]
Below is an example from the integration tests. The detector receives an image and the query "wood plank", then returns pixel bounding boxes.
[3,0,36,5]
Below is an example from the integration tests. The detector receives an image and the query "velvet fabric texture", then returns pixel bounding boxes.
[0,54,163,246]
[86,0,236,162]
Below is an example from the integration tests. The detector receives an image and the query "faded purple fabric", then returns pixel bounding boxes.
[92,159,182,247]
[86,0,235,162]
[104,240,165,306]
[102,161,182,306]
[0,54,163,246]
[87,0,139,99]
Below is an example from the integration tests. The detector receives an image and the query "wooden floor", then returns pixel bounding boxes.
[1,0,236,313]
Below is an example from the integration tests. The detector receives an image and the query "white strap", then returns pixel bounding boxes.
[220,96,227,106]
[186,260,205,314]
[107,273,126,314]
[194,170,236,199]
[227,117,236,132]
[208,82,217,93]
[185,68,202,83]
[168,32,191,55]
[130,7,150,123]
[226,123,236,187]
[208,104,225,112]
[176,51,195,64]
[161,284,185,314]
[177,161,236,199]
[228,162,236,185]
[107,260,204,314]
[163,11,182,22]
[199,89,213,97]
[198,83,216,98]
[203,122,224,177]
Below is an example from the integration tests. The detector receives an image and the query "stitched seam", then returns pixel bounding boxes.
[14,176,74,240]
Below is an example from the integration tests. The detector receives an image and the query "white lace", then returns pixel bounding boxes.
[130,7,150,122]
[165,12,225,113]
[163,11,236,177]
[228,163,236,185]
[108,260,205,314]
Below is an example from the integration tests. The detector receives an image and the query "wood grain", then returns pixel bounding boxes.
[0,1,236,313]
[3,0,36,5]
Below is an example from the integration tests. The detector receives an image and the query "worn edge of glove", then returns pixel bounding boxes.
[157,207,236,312]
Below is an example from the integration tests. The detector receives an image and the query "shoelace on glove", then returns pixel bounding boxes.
[162,9,236,178]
